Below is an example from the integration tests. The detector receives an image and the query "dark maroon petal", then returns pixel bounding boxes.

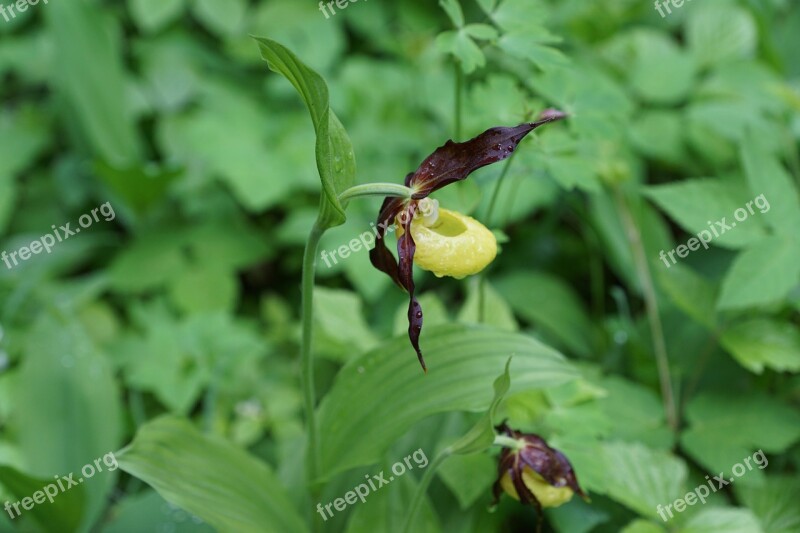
[519,436,587,499]
[396,207,425,372]
[409,112,567,198]
[368,196,408,290]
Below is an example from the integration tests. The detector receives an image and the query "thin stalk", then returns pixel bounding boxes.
[485,149,519,226]
[454,61,463,140]
[613,187,678,430]
[478,150,520,321]
[301,222,325,494]
[493,434,523,450]
[402,451,450,533]
[337,183,414,203]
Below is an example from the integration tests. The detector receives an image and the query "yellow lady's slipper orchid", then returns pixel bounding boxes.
[369,111,568,371]
[397,205,497,279]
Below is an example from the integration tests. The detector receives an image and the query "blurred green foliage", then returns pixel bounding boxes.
[1,0,799,532]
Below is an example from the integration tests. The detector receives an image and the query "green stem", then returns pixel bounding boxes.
[454,61,463,140]
[613,187,678,431]
[493,434,524,450]
[337,183,414,203]
[485,149,519,226]
[402,451,450,533]
[301,222,325,495]
[477,150,519,322]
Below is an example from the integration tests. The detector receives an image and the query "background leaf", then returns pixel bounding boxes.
[255,38,356,229]
[117,416,307,533]
[317,325,578,479]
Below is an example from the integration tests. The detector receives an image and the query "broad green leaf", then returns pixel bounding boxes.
[498,30,569,70]
[247,0,346,73]
[256,38,356,230]
[446,357,512,455]
[168,264,238,314]
[317,325,578,479]
[736,476,800,533]
[439,0,464,28]
[158,80,296,212]
[490,0,548,32]
[720,319,800,374]
[629,31,695,105]
[681,394,800,484]
[495,271,594,357]
[622,520,666,533]
[403,361,511,532]
[93,161,182,215]
[548,498,610,533]
[0,106,50,233]
[601,441,687,519]
[108,230,190,293]
[11,313,123,531]
[464,23,498,41]
[643,178,769,251]
[629,110,686,164]
[436,30,486,73]
[345,471,440,533]
[475,0,498,15]
[45,0,141,166]
[680,508,763,533]
[740,137,800,236]
[686,4,757,68]
[436,453,495,509]
[119,310,266,414]
[192,0,247,37]
[103,490,214,533]
[717,237,800,310]
[117,417,306,533]
[0,465,86,532]
[656,263,717,330]
[128,0,185,32]
[314,288,378,362]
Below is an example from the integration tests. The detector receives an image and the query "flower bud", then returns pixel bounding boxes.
[492,423,587,512]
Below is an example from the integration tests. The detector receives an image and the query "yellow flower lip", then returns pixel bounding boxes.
[500,466,575,508]
[397,207,497,279]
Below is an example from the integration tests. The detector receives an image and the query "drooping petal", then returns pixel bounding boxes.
[368,196,408,289]
[396,206,426,372]
[409,111,567,197]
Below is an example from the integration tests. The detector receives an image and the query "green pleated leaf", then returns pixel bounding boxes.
[680,508,763,533]
[255,38,355,230]
[720,319,800,374]
[117,416,306,533]
[446,357,511,456]
[736,475,800,533]
[45,0,141,167]
[0,465,86,532]
[317,325,579,479]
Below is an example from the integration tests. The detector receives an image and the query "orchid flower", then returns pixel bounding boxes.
[492,423,587,531]
[369,110,567,372]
